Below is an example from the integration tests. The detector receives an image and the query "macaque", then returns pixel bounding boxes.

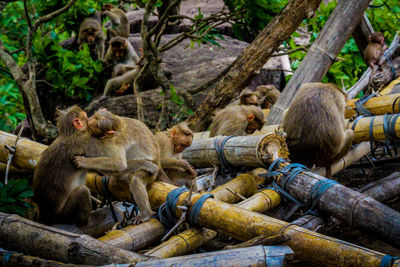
[239,88,261,106]
[209,105,265,137]
[77,13,106,60]
[74,110,161,223]
[33,106,101,225]
[104,37,140,67]
[256,85,281,109]
[102,4,130,39]
[282,83,354,177]
[103,67,139,97]
[364,32,386,92]
[155,123,196,187]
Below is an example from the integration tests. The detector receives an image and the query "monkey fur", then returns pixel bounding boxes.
[239,88,262,107]
[364,32,386,93]
[104,37,140,67]
[155,122,196,187]
[282,82,354,177]
[256,85,281,109]
[102,4,130,39]
[209,105,265,137]
[33,106,102,225]
[77,13,106,60]
[74,110,162,224]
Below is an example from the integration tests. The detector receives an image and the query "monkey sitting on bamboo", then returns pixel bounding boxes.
[282,82,354,177]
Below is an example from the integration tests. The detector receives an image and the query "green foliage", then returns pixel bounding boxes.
[366,0,400,42]
[0,82,26,132]
[34,31,104,100]
[223,0,288,40]
[0,179,33,216]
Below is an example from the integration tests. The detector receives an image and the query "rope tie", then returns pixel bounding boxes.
[188,193,214,226]
[380,255,400,267]
[101,176,119,224]
[1,249,16,267]
[311,45,337,62]
[306,179,338,213]
[214,136,236,172]
[157,187,188,229]
[391,96,400,113]
[351,115,364,131]
[4,125,24,184]
[354,93,377,117]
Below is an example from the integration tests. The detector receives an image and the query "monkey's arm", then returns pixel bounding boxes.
[161,158,196,176]
[74,147,127,172]
[104,11,121,25]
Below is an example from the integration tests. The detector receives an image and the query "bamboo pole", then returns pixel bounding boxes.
[52,203,126,237]
[360,172,400,202]
[345,93,400,119]
[348,114,400,143]
[0,213,148,265]
[183,134,289,168]
[0,248,82,267]
[138,246,294,267]
[379,76,400,95]
[211,173,257,202]
[147,182,398,267]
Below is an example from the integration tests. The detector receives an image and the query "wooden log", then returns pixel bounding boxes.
[0,213,148,265]
[139,246,294,267]
[347,34,400,99]
[52,203,126,237]
[146,186,281,259]
[292,215,325,233]
[347,114,400,143]
[97,218,166,252]
[0,162,30,175]
[0,248,81,267]
[147,182,396,266]
[270,163,400,247]
[211,173,257,202]
[267,0,371,124]
[315,142,370,177]
[0,131,46,170]
[345,93,400,119]
[183,134,289,169]
[360,172,400,202]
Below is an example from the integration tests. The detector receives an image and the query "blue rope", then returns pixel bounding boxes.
[355,93,376,116]
[369,116,377,159]
[157,187,188,229]
[306,179,338,212]
[392,96,400,114]
[351,115,364,131]
[189,193,214,226]
[214,135,236,172]
[2,251,15,267]
[380,255,400,267]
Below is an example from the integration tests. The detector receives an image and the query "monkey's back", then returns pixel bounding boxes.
[209,106,248,137]
[282,83,346,167]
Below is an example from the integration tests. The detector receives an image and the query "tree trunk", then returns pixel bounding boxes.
[186,0,322,132]
[267,0,371,125]
[352,14,374,56]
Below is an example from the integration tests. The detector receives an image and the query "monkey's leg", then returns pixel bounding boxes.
[61,185,92,225]
[127,170,156,224]
[97,42,105,60]
[330,130,354,164]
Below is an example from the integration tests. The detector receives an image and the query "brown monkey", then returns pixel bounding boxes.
[256,85,281,109]
[33,106,102,225]
[239,88,261,106]
[282,82,354,177]
[102,4,130,39]
[102,67,139,97]
[155,123,196,187]
[104,37,140,67]
[77,12,105,60]
[364,32,386,92]
[74,110,161,223]
[209,105,265,137]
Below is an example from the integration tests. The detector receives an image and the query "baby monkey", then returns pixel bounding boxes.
[256,85,281,109]
[364,32,386,93]
[155,123,196,187]
[239,88,262,106]
[209,105,265,137]
[282,82,354,177]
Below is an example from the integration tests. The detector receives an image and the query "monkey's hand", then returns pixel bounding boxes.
[74,156,88,169]
[183,161,197,178]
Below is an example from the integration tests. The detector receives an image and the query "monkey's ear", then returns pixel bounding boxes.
[170,128,179,139]
[247,114,255,122]
[73,118,84,130]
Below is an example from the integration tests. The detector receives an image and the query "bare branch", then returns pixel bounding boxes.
[23,0,33,29]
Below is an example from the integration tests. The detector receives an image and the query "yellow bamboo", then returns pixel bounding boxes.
[236,189,281,213]
[211,173,257,202]
[379,76,400,95]
[348,114,400,143]
[147,182,398,267]
[345,93,400,119]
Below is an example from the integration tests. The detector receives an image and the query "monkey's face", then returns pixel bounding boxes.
[245,95,260,107]
[112,44,126,59]
[246,120,263,134]
[173,134,193,153]
[85,28,98,45]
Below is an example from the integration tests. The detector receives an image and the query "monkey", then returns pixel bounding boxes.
[33,106,103,225]
[256,85,281,109]
[282,82,354,177]
[102,4,130,39]
[364,32,386,93]
[77,12,106,60]
[102,67,139,97]
[239,88,262,107]
[155,123,196,187]
[104,37,140,67]
[73,109,162,224]
[209,105,265,137]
